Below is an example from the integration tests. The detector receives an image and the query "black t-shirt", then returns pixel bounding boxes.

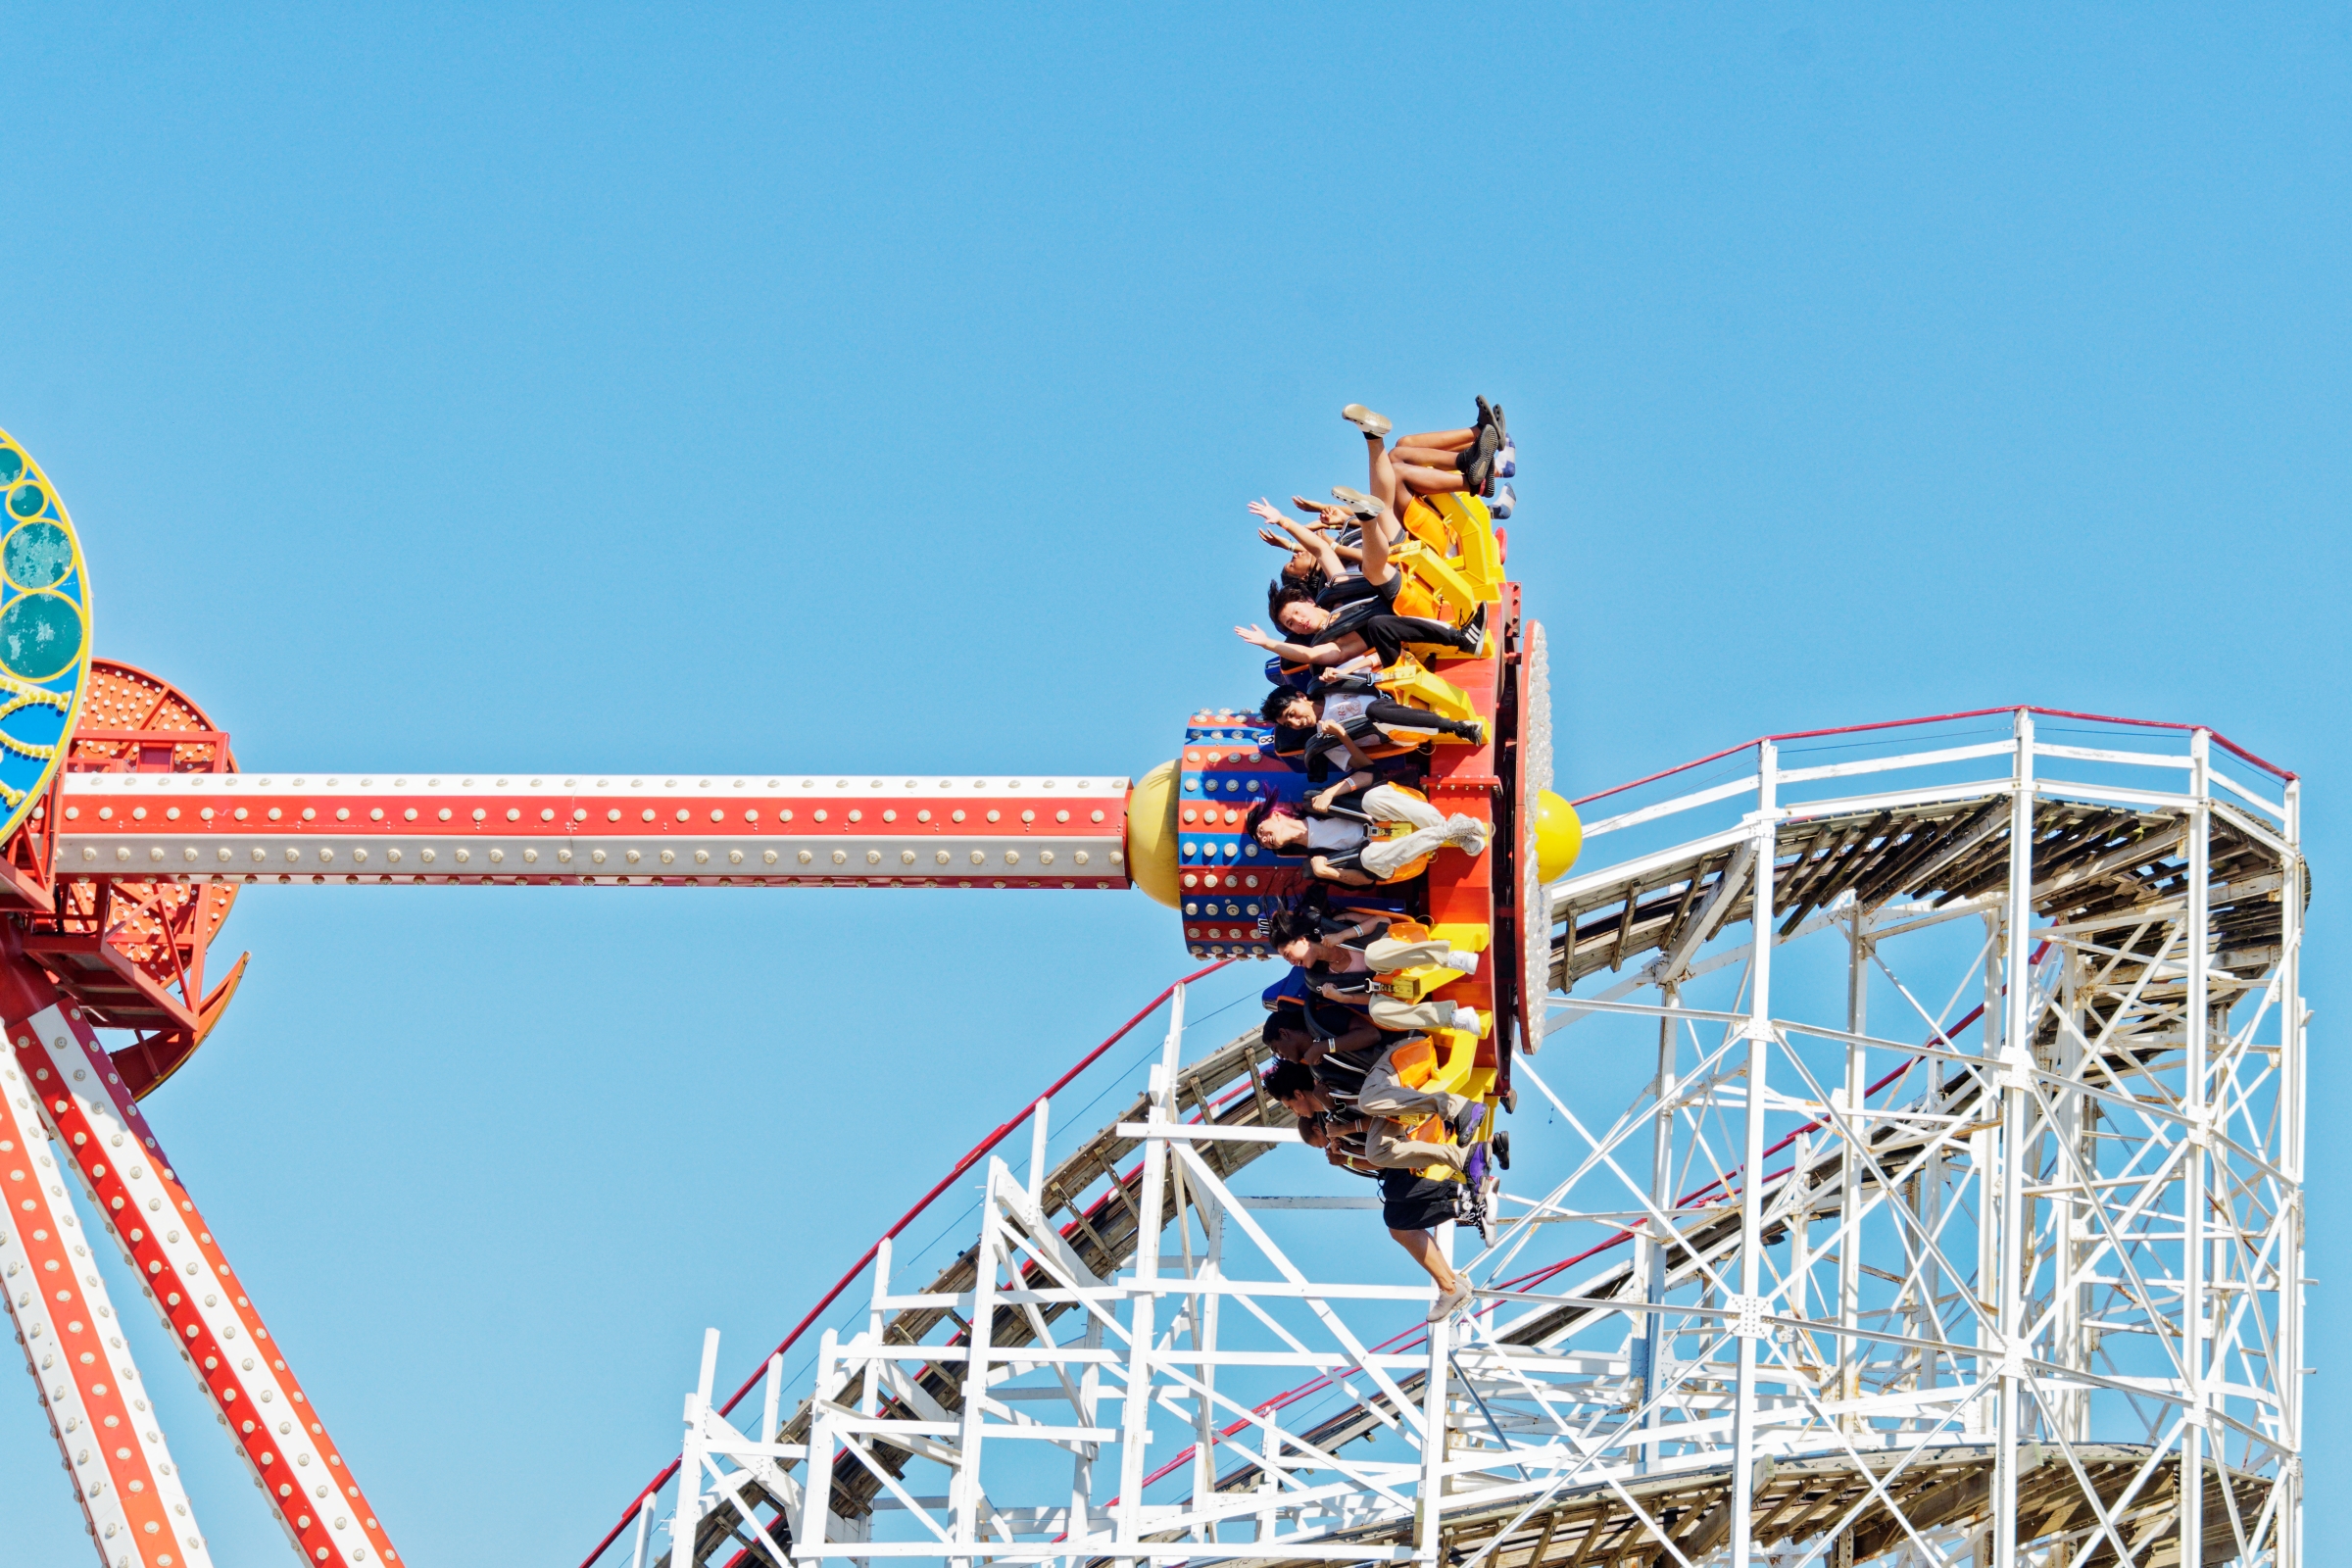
[1301,991,1369,1045]
[1275,993,1377,1041]
[1312,1044,1377,1099]
[1315,572,1397,613]
[1312,574,1401,645]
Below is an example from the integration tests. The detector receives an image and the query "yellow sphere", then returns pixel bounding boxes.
[1123,759,1185,908]
[1534,790,1583,883]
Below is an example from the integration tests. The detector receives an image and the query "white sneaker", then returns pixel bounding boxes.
[1342,404,1394,439]
[1446,815,1493,858]
[1449,1004,1488,1037]
[1441,949,1481,974]
[1427,1277,1474,1323]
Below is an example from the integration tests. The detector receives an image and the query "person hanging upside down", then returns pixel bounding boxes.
[1266,906,1487,1036]
[1266,1057,1481,1321]
[1296,1109,1382,1177]
[1242,472,1477,662]
[1250,495,1407,609]
[1237,483,1484,670]
[1266,1020,1384,1108]
[1261,1009,1386,1073]
[1259,682,1486,781]
[1268,906,1481,977]
[1250,496,1399,596]
[1236,576,1487,671]
[1266,1057,1486,1179]
[1242,771,1491,887]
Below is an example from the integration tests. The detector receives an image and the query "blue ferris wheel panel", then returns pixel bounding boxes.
[0,430,92,844]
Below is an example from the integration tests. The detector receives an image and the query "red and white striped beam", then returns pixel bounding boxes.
[2,960,402,1568]
[0,1058,216,1568]
[53,773,1133,889]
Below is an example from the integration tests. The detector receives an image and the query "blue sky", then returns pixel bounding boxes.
[0,5,2345,1562]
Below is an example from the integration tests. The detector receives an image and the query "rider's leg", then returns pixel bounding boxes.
[1366,1118,1474,1177]
[1357,784,1491,880]
[1389,1224,1459,1293]
[1358,1049,1472,1125]
[1392,428,1476,466]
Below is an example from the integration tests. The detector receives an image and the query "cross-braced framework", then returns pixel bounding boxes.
[633,710,2303,1568]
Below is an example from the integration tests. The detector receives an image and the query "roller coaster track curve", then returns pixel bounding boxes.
[590,708,2307,1568]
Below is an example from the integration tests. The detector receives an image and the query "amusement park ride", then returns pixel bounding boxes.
[0,424,2310,1568]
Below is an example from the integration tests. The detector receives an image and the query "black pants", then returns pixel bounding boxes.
[1353,698,1480,741]
[1332,613,1477,666]
[1307,701,1475,781]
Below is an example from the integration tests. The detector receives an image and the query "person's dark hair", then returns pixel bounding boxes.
[1264,907,1318,949]
[1263,1059,1319,1102]
[1280,557,1332,597]
[1242,797,1306,853]
[1268,582,1318,622]
[1260,1017,1311,1060]
[1259,687,1316,728]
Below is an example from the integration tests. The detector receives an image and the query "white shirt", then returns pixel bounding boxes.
[1306,816,1365,853]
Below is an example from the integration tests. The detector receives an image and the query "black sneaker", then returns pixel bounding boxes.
[1494,1129,1511,1170]
[1457,424,1500,492]
[1470,1187,1495,1248]
[1458,602,1491,656]
[1475,395,1495,436]
[1499,1082,1518,1114]
[1490,403,1507,448]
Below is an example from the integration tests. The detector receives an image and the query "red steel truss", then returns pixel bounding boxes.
[1,944,401,1567]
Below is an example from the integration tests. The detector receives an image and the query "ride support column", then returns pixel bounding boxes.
[0,933,404,1568]
[0,1033,217,1568]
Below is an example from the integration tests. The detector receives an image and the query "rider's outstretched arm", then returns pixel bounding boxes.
[1235,623,1317,662]
[1251,500,1347,581]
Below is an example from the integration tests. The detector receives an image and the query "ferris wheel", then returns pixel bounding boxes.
[0,427,2308,1568]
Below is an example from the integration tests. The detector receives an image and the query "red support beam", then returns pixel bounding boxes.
[0,932,405,1568]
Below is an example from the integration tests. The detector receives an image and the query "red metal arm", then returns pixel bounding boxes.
[0,929,404,1568]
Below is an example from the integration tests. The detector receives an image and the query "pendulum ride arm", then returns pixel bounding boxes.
[0,937,402,1568]
[0,1056,217,1568]
[52,775,1134,889]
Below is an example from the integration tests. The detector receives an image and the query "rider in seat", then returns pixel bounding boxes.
[1243,769,1491,889]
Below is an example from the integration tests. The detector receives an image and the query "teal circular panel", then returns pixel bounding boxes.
[0,429,84,858]
[3,521,74,589]
[0,592,84,681]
